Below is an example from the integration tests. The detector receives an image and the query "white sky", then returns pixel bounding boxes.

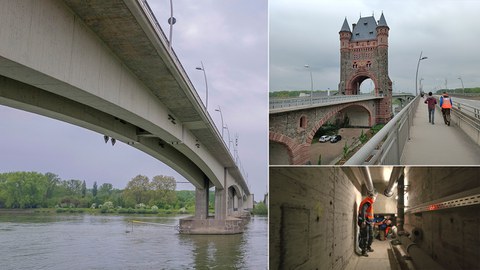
[0,0,268,199]
[270,0,480,94]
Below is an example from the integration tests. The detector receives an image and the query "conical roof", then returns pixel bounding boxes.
[340,17,351,32]
[377,13,388,27]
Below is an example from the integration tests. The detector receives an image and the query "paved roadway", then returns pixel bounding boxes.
[401,97,480,165]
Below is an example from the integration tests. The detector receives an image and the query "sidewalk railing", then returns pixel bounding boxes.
[345,96,420,165]
[450,102,480,146]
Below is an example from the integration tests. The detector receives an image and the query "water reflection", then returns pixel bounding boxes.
[180,233,245,269]
[0,213,267,269]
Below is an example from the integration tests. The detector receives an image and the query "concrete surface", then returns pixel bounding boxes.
[401,98,480,165]
[345,240,393,270]
[404,167,480,270]
[269,167,362,270]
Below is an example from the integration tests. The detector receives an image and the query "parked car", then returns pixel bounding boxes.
[330,135,342,143]
[319,135,331,143]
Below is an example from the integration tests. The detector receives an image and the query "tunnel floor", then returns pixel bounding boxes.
[345,239,399,270]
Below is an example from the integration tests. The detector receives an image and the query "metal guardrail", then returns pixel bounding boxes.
[345,96,420,165]
[269,94,380,109]
[448,100,480,145]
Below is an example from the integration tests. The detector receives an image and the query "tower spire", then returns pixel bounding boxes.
[340,17,351,32]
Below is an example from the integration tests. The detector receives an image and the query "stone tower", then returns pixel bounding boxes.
[339,13,392,123]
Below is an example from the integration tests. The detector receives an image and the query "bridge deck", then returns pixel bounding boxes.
[401,98,480,165]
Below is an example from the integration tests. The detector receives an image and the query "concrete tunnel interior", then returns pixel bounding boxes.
[269,166,480,270]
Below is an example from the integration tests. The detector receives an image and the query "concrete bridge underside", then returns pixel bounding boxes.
[0,0,251,234]
[269,101,375,165]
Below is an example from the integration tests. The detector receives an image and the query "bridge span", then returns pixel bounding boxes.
[0,0,252,234]
[269,94,413,165]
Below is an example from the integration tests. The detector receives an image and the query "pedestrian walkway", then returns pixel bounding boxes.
[345,240,398,270]
[401,100,480,165]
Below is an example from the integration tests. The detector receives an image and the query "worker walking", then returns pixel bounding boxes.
[439,92,453,126]
[358,191,377,257]
[424,92,437,124]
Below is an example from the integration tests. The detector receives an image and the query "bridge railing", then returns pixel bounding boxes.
[269,94,378,109]
[345,96,420,165]
[450,101,480,145]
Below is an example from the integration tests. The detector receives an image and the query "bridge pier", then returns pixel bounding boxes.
[179,176,247,235]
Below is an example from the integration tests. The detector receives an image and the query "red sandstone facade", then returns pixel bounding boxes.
[339,13,392,123]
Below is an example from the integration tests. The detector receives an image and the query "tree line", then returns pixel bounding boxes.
[0,171,196,212]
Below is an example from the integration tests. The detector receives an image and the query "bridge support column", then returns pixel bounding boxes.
[215,187,226,220]
[179,172,246,235]
[194,178,209,219]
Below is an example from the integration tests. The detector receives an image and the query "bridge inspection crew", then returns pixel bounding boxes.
[357,191,377,257]
[440,92,453,126]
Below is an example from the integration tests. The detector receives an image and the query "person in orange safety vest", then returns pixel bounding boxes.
[358,191,377,257]
[439,92,453,126]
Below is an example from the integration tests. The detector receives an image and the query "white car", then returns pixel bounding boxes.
[319,135,331,142]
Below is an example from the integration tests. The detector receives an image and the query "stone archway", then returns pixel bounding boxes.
[305,102,374,145]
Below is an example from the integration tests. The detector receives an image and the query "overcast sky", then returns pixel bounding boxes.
[0,0,267,198]
[270,0,480,94]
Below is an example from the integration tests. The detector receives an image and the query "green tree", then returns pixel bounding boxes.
[62,179,83,196]
[44,172,60,199]
[92,181,98,197]
[98,183,113,197]
[81,180,86,198]
[0,172,48,208]
[149,175,177,207]
[123,175,150,206]
[252,201,268,216]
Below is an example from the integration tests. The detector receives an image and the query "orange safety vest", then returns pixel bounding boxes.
[359,197,374,221]
[442,96,452,109]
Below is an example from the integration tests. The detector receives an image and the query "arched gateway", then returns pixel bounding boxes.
[339,13,392,123]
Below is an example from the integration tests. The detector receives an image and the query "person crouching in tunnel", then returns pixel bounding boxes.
[358,191,377,257]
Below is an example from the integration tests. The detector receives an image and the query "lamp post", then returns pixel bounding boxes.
[215,106,224,138]
[304,65,313,104]
[167,0,176,51]
[196,61,208,110]
[415,51,428,96]
[458,76,465,95]
[223,124,232,151]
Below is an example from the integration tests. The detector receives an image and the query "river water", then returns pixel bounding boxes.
[0,214,267,269]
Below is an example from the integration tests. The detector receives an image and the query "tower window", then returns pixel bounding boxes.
[364,22,367,25]
[369,31,373,35]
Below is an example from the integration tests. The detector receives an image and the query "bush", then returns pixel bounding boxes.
[252,202,268,216]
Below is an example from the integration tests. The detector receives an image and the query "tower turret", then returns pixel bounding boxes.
[339,18,351,51]
[376,13,389,47]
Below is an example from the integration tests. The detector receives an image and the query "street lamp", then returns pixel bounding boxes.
[458,76,465,95]
[196,61,209,110]
[304,64,313,104]
[167,0,176,51]
[415,51,428,96]
[215,106,224,138]
[223,124,232,151]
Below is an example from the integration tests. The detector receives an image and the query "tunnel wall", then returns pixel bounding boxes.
[364,182,397,214]
[404,167,480,270]
[270,167,361,269]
